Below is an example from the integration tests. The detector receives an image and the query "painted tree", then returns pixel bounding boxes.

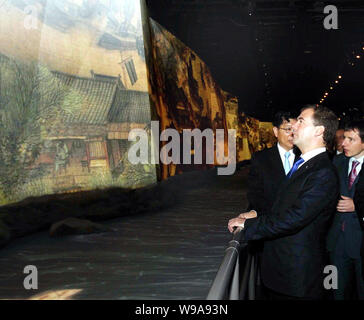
[0,57,81,200]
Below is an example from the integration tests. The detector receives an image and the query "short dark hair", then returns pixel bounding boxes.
[272,111,294,128]
[301,104,339,150]
[344,120,364,142]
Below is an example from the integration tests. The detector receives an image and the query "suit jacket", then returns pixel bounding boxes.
[354,168,364,230]
[353,167,364,262]
[247,144,300,216]
[326,154,363,258]
[243,152,339,298]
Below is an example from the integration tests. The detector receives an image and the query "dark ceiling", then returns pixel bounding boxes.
[146,0,364,121]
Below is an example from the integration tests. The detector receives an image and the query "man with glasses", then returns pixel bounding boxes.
[238,111,299,298]
[244,111,299,220]
[228,105,339,300]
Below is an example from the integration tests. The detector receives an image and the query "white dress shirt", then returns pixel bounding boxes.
[277,143,295,171]
[298,147,327,169]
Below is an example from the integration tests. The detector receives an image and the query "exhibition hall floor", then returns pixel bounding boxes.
[0,168,249,300]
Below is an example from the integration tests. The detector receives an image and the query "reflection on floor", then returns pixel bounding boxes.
[0,168,249,300]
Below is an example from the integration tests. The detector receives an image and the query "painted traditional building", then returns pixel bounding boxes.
[32,71,151,192]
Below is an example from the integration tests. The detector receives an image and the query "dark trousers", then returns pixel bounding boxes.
[330,233,364,300]
[263,286,323,301]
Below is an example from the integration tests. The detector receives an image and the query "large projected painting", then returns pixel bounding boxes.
[0,0,156,205]
[146,19,276,179]
[147,19,230,180]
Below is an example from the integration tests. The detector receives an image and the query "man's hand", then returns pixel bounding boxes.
[238,210,258,219]
[228,211,258,233]
[337,195,355,212]
[228,217,246,233]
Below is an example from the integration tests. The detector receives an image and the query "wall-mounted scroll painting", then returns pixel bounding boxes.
[0,0,156,206]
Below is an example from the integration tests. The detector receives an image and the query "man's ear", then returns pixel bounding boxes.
[315,125,325,137]
[273,127,279,138]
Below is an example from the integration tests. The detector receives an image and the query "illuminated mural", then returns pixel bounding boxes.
[147,19,276,178]
[0,0,276,206]
[0,0,156,205]
[147,19,231,180]
[239,113,276,157]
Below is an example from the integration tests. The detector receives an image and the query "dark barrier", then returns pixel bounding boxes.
[206,229,258,300]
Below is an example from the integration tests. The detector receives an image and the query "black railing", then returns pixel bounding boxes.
[206,229,258,300]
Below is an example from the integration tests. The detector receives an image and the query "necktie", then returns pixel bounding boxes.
[287,157,304,179]
[284,151,291,175]
[348,160,360,189]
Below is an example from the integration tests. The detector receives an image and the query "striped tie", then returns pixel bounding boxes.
[348,160,360,189]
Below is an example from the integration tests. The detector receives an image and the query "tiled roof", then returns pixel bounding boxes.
[108,89,151,123]
[53,72,150,125]
[53,71,117,125]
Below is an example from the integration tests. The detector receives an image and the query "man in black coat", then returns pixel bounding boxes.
[246,111,299,218]
[228,105,340,299]
[243,112,299,299]
[327,120,364,299]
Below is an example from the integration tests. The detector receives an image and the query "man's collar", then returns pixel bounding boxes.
[277,142,293,154]
[301,147,327,163]
[350,155,364,164]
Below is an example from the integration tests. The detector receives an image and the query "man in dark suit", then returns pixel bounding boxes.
[335,127,345,155]
[242,112,299,298]
[327,120,364,299]
[245,111,299,218]
[228,105,339,300]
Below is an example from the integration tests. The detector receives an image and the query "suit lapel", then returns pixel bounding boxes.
[342,158,350,192]
[287,152,327,182]
[293,146,301,162]
[356,167,364,187]
[271,144,285,177]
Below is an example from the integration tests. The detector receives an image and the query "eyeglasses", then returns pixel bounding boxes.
[279,127,293,133]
